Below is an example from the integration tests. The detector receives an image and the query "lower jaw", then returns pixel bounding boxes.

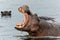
[15,27,28,32]
[15,27,23,31]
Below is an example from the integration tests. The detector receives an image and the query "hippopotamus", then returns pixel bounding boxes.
[15,5,60,36]
[1,11,11,16]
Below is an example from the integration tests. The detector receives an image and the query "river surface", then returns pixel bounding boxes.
[0,0,60,40]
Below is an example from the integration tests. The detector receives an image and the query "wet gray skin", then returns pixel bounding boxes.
[1,11,11,15]
[15,5,60,36]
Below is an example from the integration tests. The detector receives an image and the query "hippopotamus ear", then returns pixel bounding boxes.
[1,11,3,13]
[9,11,11,13]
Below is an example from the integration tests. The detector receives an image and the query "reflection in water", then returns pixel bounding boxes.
[14,35,60,40]
[24,38,56,40]
[1,15,11,18]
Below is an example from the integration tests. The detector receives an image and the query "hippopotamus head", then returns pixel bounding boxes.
[15,5,40,36]
[1,11,11,16]
[1,11,11,15]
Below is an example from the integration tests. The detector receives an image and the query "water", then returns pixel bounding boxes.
[0,0,60,40]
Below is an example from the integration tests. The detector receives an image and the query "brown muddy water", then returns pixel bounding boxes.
[0,0,60,40]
